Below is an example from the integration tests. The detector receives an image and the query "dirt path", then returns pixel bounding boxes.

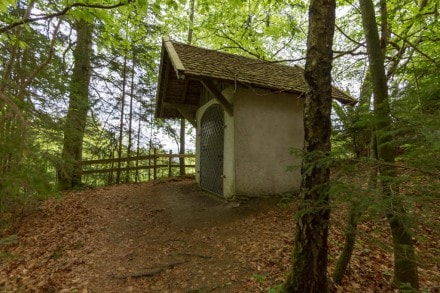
[83,179,284,292]
[1,178,439,292]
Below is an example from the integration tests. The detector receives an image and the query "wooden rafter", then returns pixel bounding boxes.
[199,79,233,116]
[163,36,185,79]
[162,102,197,127]
[159,59,171,117]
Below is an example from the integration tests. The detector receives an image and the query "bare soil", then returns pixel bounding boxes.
[0,178,439,292]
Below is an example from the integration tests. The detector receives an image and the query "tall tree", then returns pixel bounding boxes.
[125,51,136,183]
[116,55,128,184]
[179,0,196,176]
[58,18,93,190]
[0,2,35,197]
[1,1,65,203]
[283,0,336,291]
[358,0,419,289]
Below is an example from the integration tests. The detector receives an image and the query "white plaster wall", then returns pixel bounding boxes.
[221,87,235,199]
[234,88,304,196]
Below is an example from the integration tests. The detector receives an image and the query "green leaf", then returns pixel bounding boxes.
[0,2,7,13]
[228,0,243,8]
[17,40,28,49]
[23,23,31,33]
[136,0,148,10]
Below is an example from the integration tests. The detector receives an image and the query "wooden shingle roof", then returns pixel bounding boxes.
[155,37,354,120]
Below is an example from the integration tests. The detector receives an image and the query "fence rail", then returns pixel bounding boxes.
[80,150,195,186]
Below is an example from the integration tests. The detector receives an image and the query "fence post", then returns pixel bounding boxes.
[168,150,172,177]
[148,148,151,181]
[153,148,157,180]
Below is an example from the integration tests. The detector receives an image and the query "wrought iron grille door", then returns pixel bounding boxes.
[200,104,224,196]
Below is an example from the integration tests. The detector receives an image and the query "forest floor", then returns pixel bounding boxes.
[0,177,439,292]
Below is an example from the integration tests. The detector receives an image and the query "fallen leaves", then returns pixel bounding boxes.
[0,179,439,292]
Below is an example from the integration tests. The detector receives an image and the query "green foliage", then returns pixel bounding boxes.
[252,273,266,283]
[0,1,439,287]
[268,284,284,293]
[0,0,17,13]
[0,234,17,245]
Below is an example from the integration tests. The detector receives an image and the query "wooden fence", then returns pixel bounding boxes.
[80,150,195,186]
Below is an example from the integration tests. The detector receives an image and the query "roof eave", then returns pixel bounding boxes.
[162,36,186,80]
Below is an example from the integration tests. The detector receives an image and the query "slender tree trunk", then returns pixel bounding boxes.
[58,19,93,190]
[125,54,135,183]
[116,55,128,184]
[353,70,373,157]
[135,104,142,182]
[179,0,196,176]
[358,0,419,289]
[283,0,336,291]
[332,137,378,284]
[332,199,364,284]
[332,69,375,283]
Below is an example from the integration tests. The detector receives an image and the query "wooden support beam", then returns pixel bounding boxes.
[199,79,233,116]
[159,60,171,117]
[162,102,197,127]
[181,78,190,103]
[163,36,185,79]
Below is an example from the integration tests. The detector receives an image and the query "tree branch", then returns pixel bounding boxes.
[335,24,365,47]
[391,31,438,65]
[215,31,265,60]
[333,45,367,59]
[111,260,186,279]
[0,90,26,125]
[0,1,128,34]
[18,18,62,97]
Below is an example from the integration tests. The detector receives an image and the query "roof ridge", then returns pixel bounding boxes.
[162,37,355,104]
[169,38,297,69]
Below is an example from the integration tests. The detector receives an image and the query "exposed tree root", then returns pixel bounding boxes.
[112,260,186,279]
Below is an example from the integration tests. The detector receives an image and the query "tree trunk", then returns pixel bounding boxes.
[358,0,419,289]
[135,103,142,182]
[179,119,186,176]
[332,69,375,283]
[283,0,336,291]
[116,55,127,184]
[332,198,366,284]
[0,1,36,198]
[125,54,135,183]
[179,0,196,177]
[58,19,93,190]
[353,70,373,158]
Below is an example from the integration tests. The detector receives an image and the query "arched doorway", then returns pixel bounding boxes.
[200,104,224,196]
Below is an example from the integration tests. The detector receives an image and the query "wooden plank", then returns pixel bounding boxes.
[157,153,195,158]
[199,79,233,116]
[80,152,196,182]
[168,150,172,177]
[81,155,155,165]
[182,78,190,103]
[153,148,157,180]
[81,165,196,175]
[160,60,171,117]
[163,36,185,78]
[81,154,195,165]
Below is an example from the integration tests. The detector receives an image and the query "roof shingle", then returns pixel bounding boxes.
[155,37,355,119]
[168,38,353,102]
